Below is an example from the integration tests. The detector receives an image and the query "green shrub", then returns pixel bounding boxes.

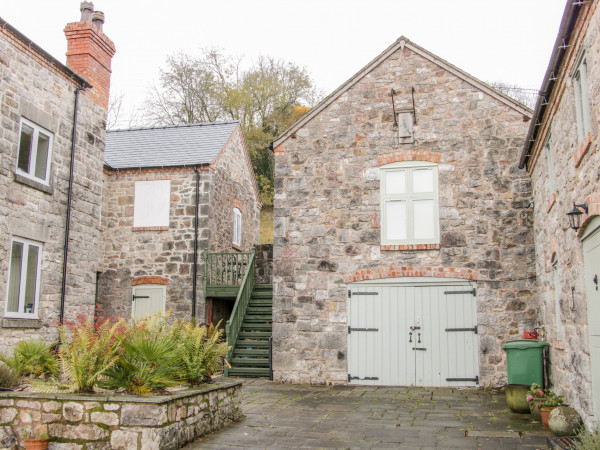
[0,339,58,378]
[574,424,600,449]
[101,321,183,396]
[170,320,229,385]
[58,316,126,393]
[0,364,19,389]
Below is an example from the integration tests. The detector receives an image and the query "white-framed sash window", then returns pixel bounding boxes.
[233,207,242,247]
[5,237,42,319]
[380,161,439,245]
[17,118,53,185]
[573,55,592,143]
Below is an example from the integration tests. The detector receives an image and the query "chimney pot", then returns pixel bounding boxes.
[80,1,94,21]
[92,11,105,31]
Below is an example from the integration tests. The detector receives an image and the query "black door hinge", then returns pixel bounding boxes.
[445,326,478,334]
[444,288,476,296]
[348,374,379,382]
[446,376,479,384]
[348,327,379,334]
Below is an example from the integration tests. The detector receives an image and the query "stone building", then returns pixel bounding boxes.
[520,0,600,426]
[272,37,535,386]
[98,122,261,324]
[0,3,114,348]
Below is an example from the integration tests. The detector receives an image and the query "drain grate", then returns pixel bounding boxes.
[549,436,582,449]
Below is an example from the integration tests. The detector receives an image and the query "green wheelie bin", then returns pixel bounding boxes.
[502,339,549,386]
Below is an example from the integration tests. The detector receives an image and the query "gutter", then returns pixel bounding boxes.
[0,17,88,87]
[519,1,580,169]
[59,83,91,323]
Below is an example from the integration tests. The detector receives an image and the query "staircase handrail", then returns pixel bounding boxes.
[225,248,256,374]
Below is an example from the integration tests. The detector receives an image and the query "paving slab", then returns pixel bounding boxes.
[185,377,553,449]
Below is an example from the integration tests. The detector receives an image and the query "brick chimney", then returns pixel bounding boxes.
[64,2,116,109]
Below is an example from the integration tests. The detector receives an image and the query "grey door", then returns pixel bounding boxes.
[348,279,479,386]
[584,218,600,418]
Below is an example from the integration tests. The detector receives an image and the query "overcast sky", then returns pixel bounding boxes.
[2,1,566,127]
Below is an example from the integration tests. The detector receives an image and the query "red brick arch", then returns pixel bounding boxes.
[344,266,479,283]
[577,193,600,238]
[131,276,168,286]
[378,151,441,166]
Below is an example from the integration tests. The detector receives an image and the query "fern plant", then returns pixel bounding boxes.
[171,320,229,384]
[58,316,125,393]
[101,329,183,396]
[0,339,58,378]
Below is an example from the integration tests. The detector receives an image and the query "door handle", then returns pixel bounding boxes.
[410,326,421,331]
[418,333,421,344]
[594,274,598,291]
[409,332,413,343]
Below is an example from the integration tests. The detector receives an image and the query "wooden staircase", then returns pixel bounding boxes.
[227,284,272,377]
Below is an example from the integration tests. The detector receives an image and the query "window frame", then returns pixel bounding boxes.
[16,117,54,186]
[380,161,439,246]
[545,134,555,195]
[232,207,242,247]
[573,54,592,143]
[4,237,43,319]
[552,255,564,341]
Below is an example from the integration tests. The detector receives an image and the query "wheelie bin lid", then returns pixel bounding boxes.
[502,339,550,350]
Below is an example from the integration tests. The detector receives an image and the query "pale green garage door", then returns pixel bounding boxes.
[347,278,479,386]
[583,218,600,419]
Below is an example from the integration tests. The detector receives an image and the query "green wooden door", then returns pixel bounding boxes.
[584,217,600,418]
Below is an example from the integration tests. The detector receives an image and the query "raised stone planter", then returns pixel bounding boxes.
[0,380,242,449]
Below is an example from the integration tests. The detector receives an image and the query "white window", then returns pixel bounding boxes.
[133,180,171,228]
[16,118,53,185]
[573,55,592,143]
[380,162,439,245]
[5,237,42,318]
[233,207,242,246]
[552,255,564,340]
[546,135,555,195]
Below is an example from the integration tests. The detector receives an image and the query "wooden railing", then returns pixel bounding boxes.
[223,250,255,376]
[204,250,253,292]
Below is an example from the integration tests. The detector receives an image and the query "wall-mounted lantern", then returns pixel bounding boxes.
[567,202,588,231]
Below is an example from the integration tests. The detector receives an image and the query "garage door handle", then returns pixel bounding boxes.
[412,347,427,351]
[409,332,412,343]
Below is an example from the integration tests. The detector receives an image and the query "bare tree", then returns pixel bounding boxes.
[144,48,322,204]
[488,81,539,110]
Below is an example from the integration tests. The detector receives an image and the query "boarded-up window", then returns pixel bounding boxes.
[397,112,414,143]
[133,180,171,228]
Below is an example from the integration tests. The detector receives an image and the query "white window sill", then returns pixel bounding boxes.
[14,172,53,195]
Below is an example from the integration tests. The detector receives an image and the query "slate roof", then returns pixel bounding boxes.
[104,121,239,169]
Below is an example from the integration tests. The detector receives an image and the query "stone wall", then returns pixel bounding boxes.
[525,1,600,426]
[255,244,273,285]
[0,380,242,449]
[272,40,535,385]
[0,23,107,349]
[209,125,261,253]
[98,168,212,321]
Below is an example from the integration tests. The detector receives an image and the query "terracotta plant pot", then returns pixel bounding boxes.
[539,406,555,428]
[529,397,545,420]
[24,438,49,450]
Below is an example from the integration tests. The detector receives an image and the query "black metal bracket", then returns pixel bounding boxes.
[446,376,479,384]
[445,326,478,334]
[348,327,379,334]
[132,294,150,301]
[444,288,476,296]
[412,347,427,351]
[348,374,379,382]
